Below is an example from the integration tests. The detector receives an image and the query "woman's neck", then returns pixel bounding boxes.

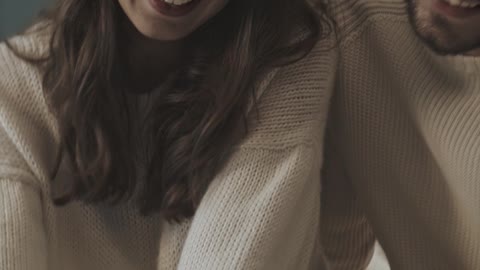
[119,19,185,93]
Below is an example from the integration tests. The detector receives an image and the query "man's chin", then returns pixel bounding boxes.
[406,0,480,56]
[414,28,480,56]
[417,33,480,55]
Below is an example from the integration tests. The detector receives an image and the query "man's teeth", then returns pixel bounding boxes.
[163,0,194,6]
[442,0,480,8]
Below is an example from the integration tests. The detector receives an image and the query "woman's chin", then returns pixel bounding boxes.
[129,19,194,41]
[138,27,191,41]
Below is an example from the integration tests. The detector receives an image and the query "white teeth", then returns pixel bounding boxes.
[164,0,193,6]
[442,0,480,8]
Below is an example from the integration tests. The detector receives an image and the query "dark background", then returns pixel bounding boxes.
[0,0,51,39]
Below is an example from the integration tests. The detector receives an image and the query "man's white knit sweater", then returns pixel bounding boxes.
[321,1,480,269]
[0,22,336,270]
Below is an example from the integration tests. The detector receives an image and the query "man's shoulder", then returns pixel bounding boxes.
[329,0,410,43]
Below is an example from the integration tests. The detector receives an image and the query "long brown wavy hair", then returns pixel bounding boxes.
[7,0,332,222]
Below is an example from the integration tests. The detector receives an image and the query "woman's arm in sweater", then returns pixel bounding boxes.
[0,175,47,270]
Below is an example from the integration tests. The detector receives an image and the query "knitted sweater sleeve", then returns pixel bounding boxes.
[174,147,325,270]
[156,33,338,269]
[0,126,48,270]
[0,39,52,270]
[0,179,47,270]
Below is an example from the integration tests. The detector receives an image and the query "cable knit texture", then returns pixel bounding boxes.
[321,0,480,269]
[0,20,336,269]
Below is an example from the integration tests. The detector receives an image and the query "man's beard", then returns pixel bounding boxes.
[405,0,480,55]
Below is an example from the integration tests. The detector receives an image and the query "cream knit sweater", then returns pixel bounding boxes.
[0,21,336,270]
[321,1,480,270]
[6,1,478,269]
